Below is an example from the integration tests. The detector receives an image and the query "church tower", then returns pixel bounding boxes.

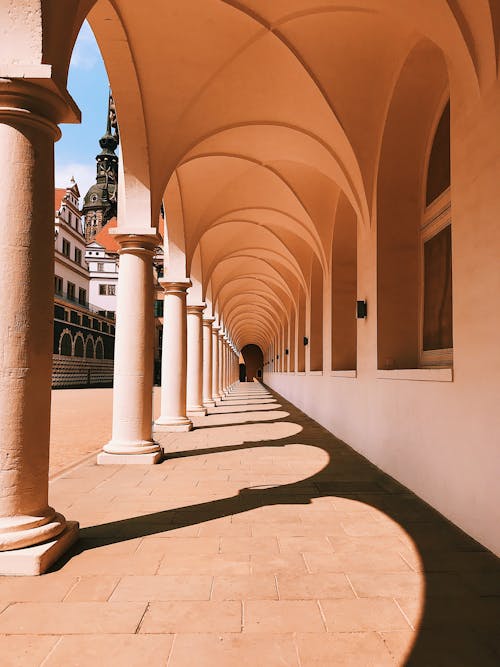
[82,92,119,242]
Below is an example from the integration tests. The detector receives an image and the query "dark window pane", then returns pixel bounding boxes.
[423,225,453,350]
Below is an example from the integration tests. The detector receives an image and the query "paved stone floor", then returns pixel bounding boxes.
[1,383,499,665]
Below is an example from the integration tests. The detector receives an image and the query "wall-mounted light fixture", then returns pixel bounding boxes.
[285,349,289,355]
[277,354,279,360]
[356,300,368,319]
[303,336,309,346]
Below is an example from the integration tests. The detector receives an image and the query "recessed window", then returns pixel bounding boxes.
[99,284,116,296]
[97,262,104,271]
[67,282,76,301]
[62,239,71,257]
[54,275,63,295]
[74,248,82,265]
[78,288,87,306]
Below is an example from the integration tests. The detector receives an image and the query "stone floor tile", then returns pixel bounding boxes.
[0,635,60,666]
[58,549,162,576]
[211,575,277,600]
[43,634,174,667]
[63,576,120,601]
[243,600,325,632]
[277,573,354,599]
[110,575,212,601]
[349,572,424,598]
[219,537,278,554]
[198,521,252,537]
[136,536,220,555]
[250,553,309,575]
[295,632,396,666]
[319,598,411,632]
[139,601,242,633]
[168,633,299,667]
[304,550,411,574]
[0,575,76,603]
[157,553,250,576]
[0,602,147,634]
[278,536,334,552]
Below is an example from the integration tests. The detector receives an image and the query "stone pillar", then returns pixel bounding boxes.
[218,331,225,397]
[212,325,222,401]
[0,80,79,574]
[202,317,216,407]
[99,232,162,464]
[154,280,193,432]
[186,304,207,416]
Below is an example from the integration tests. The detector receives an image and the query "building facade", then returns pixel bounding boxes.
[53,180,115,388]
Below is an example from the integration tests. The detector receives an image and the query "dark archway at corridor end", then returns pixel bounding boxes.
[241,344,264,382]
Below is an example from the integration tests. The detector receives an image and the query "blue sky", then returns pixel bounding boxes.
[55,21,110,199]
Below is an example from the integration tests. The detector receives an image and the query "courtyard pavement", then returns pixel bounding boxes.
[0,383,499,665]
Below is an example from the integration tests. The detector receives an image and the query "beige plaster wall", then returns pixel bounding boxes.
[266,87,500,556]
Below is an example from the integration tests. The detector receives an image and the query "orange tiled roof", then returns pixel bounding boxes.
[94,217,119,252]
[55,188,66,213]
[93,214,164,253]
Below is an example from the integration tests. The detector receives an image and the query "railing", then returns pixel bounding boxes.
[54,293,115,320]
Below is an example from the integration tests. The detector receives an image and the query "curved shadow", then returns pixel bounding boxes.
[55,385,500,665]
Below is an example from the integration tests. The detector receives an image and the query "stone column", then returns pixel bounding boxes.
[218,330,225,397]
[0,80,79,574]
[186,304,207,416]
[202,317,216,408]
[212,325,222,402]
[154,280,193,432]
[99,232,162,464]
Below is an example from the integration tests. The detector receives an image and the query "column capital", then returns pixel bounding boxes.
[186,303,206,315]
[218,330,226,339]
[212,325,221,334]
[0,77,80,138]
[159,278,192,294]
[110,229,162,255]
[203,316,216,326]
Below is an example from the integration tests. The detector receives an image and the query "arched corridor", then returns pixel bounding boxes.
[1,1,499,662]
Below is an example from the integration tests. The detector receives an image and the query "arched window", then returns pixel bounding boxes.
[74,334,84,358]
[420,101,452,365]
[85,336,95,359]
[59,331,72,356]
[95,338,104,359]
[377,41,450,370]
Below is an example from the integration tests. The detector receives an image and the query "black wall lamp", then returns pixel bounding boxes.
[277,354,279,360]
[303,336,309,346]
[356,300,368,319]
[285,349,289,355]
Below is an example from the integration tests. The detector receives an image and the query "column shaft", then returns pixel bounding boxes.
[203,318,216,407]
[212,326,221,401]
[186,305,206,416]
[155,281,193,432]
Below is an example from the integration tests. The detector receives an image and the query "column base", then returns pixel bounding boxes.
[0,521,79,576]
[203,400,216,408]
[154,417,193,433]
[97,451,163,465]
[187,406,207,417]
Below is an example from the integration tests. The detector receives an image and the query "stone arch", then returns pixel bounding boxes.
[73,333,84,358]
[59,330,73,356]
[84,335,95,359]
[95,337,104,359]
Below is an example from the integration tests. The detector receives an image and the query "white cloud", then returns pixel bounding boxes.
[70,21,100,71]
[55,162,96,204]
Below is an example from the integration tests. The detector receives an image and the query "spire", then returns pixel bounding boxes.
[82,88,120,242]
